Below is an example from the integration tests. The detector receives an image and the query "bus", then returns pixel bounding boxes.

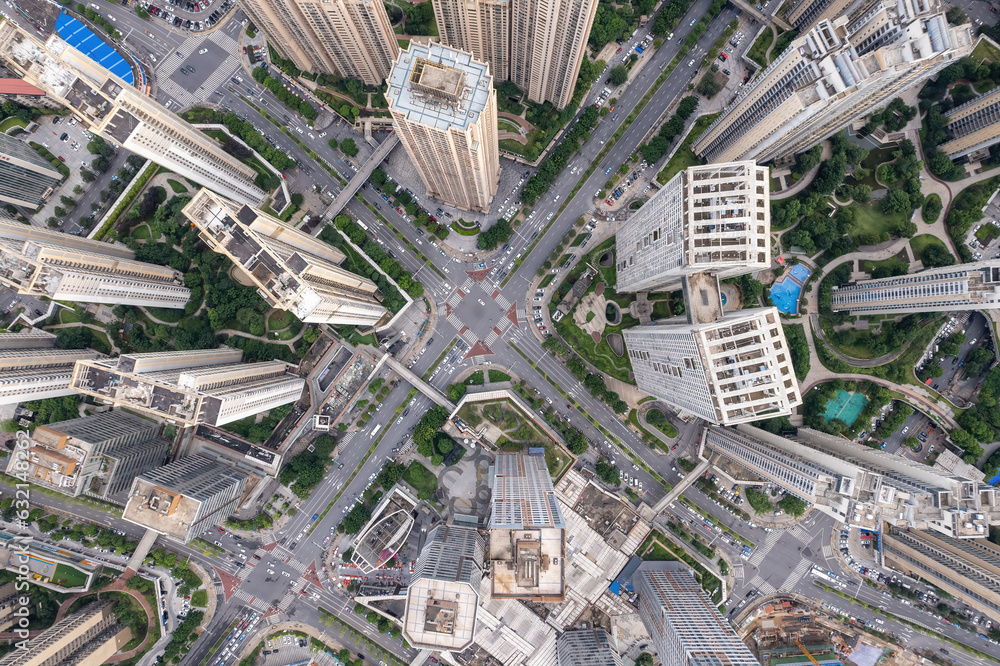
[370,423,382,437]
[357,219,369,231]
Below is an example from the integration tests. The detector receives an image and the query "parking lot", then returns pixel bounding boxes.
[923,312,993,406]
[27,115,99,230]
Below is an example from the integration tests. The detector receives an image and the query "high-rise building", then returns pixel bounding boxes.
[387,43,500,213]
[694,2,973,164]
[402,523,484,651]
[786,0,853,31]
[0,76,61,110]
[0,600,132,666]
[940,86,1000,162]
[69,349,305,427]
[636,561,759,666]
[434,0,510,80]
[0,22,265,205]
[122,455,248,543]
[9,411,170,502]
[510,0,599,109]
[0,132,62,208]
[557,629,623,666]
[882,527,1000,623]
[238,0,398,85]
[701,425,1000,537]
[182,188,387,326]
[488,450,566,601]
[624,274,801,425]
[831,260,1000,315]
[615,162,770,293]
[0,219,190,309]
[0,328,99,405]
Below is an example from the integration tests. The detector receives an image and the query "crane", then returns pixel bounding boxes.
[794,638,823,666]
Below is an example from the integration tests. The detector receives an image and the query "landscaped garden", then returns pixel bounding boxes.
[459,398,572,478]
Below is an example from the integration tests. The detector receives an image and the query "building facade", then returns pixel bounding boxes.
[787,0,854,31]
[694,1,973,163]
[434,0,511,80]
[615,162,770,293]
[0,220,190,309]
[9,410,170,503]
[557,629,623,666]
[510,0,599,109]
[182,188,387,326]
[636,561,759,666]
[0,600,131,666]
[0,329,98,405]
[702,425,1000,537]
[69,349,305,427]
[387,43,500,213]
[831,260,1000,315]
[402,523,484,651]
[0,76,61,110]
[122,454,248,542]
[940,85,1000,162]
[0,132,62,208]
[238,0,398,84]
[0,23,265,204]
[625,277,801,425]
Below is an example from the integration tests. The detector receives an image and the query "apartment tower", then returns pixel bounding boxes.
[402,523,484,651]
[940,86,1000,162]
[238,0,398,84]
[635,561,759,666]
[387,43,500,213]
[0,22,265,204]
[510,0,599,109]
[69,349,305,427]
[0,328,98,405]
[615,162,771,293]
[624,274,801,425]
[787,0,854,31]
[0,132,62,208]
[831,260,1000,315]
[701,425,999,537]
[694,0,973,164]
[0,600,132,666]
[557,629,624,666]
[434,0,511,80]
[182,188,387,326]
[0,220,190,308]
[122,455,248,543]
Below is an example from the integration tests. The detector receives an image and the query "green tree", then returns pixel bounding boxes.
[608,66,628,86]
[340,138,358,157]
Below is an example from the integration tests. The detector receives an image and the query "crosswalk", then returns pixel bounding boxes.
[749,530,783,567]
[746,574,776,596]
[287,559,308,574]
[232,589,255,604]
[787,524,813,544]
[460,329,478,346]
[493,293,512,310]
[777,559,812,592]
[271,546,292,560]
[446,312,464,329]
[484,329,499,346]
[277,593,297,612]
[822,545,833,559]
[237,564,255,580]
[460,277,474,292]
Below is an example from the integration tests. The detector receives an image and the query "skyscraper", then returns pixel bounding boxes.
[940,86,1000,162]
[557,629,623,666]
[8,410,170,503]
[694,2,973,163]
[402,523,484,651]
[510,0,599,109]
[624,274,801,425]
[786,0,853,31]
[182,188,388,326]
[122,455,248,543]
[0,132,62,208]
[387,43,500,213]
[636,561,759,666]
[0,600,132,666]
[615,162,771,293]
[488,450,566,601]
[831,260,1000,315]
[0,219,190,308]
[0,21,265,205]
[434,0,511,80]
[239,0,398,85]
[0,328,99,405]
[69,349,305,427]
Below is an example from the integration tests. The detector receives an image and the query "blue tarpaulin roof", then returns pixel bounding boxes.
[55,13,134,85]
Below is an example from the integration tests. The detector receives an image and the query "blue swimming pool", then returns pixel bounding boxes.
[56,14,134,85]
[789,263,812,282]
[770,264,812,315]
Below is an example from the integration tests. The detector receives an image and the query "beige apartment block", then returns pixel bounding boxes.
[0,132,62,208]
[0,220,190,309]
[941,84,1000,161]
[239,0,398,84]
[694,0,973,164]
[435,0,511,80]
[510,0,598,109]
[0,20,265,205]
[0,329,98,405]
[787,0,853,31]
[387,43,500,213]
[0,600,131,666]
[615,162,770,293]
[182,188,387,326]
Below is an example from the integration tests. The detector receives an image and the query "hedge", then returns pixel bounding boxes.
[93,163,159,240]
[28,142,70,178]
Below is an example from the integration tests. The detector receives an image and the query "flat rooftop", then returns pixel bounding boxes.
[403,578,479,650]
[683,272,724,324]
[122,478,199,541]
[490,527,565,600]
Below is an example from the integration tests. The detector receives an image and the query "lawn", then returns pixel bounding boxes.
[59,309,81,324]
[0,116,27,133]
[397,38,410,49]
[145,307,186,323]
[268,310,294,331]
[498,118,522,133]
[167,179,188,193]
[972,38,1000,65]
[976,223,1000,244]
[746,28,773,68]
[570,233,588,247]
[451,222,479,236]
[862,254,909,275]
[489,370,511,382]
[402,461,438,499]
[130,225,151,240]
[538,274,555,288]
[651,300,671,319]
[910,234,949,263]
[191,589,208,607]
[52,563,90,588]
[848,202,908,240]
[554,296,635,383]
[657,113,720,186]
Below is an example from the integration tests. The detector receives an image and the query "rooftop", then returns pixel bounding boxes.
[122,477,200,541]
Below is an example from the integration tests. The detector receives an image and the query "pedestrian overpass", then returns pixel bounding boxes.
[320,134,399,225]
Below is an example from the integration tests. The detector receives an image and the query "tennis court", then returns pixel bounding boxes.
[55,13,134,85]
[822,389,868,426]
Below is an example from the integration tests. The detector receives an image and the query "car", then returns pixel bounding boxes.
[993,5,998,11]
[723,69,730,75]
[690,18,696,25]
[198,48,208,54]
[688,59,695,66]
[971,338,978,345]
[605,167,612,174]
[902,426,909,435]
[616,47,622,54]
[719,53,728,60]
[57,156,64,162]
